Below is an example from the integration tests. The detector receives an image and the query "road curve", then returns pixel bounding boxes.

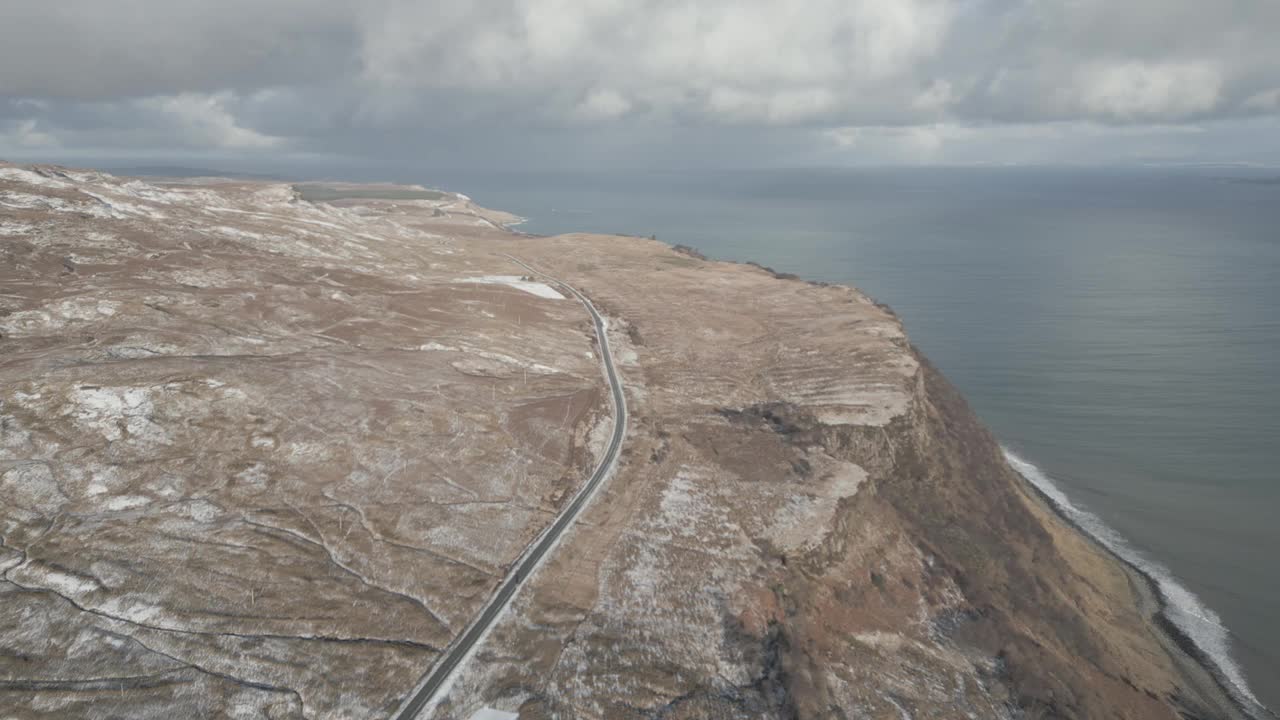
[391,256,629,720]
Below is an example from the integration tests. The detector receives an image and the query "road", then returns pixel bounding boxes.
[391,256,629,720]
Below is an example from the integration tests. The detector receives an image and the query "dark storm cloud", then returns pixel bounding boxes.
[1,0,1278,165]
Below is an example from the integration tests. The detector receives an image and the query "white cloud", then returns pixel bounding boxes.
[821,120,1245,166]
[1,0,1278,163]
[0,119,60,152]
[1071,61,1223,119]
[1243,88,1280,112]
[826,123,978,161]
[912,80,954,113]
[706,87,837,124]
[0,92,290,158]
[357,0,952,124]
[142,93,284,149]
[846,0,952,79]
[575,89,633,120]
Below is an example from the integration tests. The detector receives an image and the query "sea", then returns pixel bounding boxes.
[430,166,1279,714]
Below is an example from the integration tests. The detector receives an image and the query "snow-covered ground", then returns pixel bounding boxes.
[458,275,565,300]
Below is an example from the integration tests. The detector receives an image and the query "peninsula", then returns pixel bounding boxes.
[0,163,1259,719]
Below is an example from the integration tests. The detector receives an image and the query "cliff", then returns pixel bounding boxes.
[0,163,1249,719]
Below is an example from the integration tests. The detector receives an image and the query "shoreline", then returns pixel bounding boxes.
[4,160,1267,717]
[1007,450,1271,720]
[492,216,1269,720]
[89,168,1272,717]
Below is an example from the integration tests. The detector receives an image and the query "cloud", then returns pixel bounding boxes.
[0,0,1277,165]
[706,87,838,124]
[1071,61,1222,120]
[816,119,1280,167]
[361,0,951,121]
[574,89,633,121]
[0,119,60,152]
[0,1,355,100]
[142,93,285,149]
[0,92,289,160]
[1243,88,1280,112]
[825,123,982,162]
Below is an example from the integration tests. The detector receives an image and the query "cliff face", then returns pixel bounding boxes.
[0,164,1239,719]
[434,233,1234,720]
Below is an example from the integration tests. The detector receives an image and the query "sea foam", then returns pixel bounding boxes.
[1003,448,1263,713]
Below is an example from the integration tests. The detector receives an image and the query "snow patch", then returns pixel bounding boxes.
[235,462,270,487]
[80,190,168,220]
[0,167,72,189]
[853,631,908,652]
[185,499,224,523]
[18,564,101,597]
[104,495,151,511]
[420,342,561,375]
[168,268,248,289]
[118,180,217,206]
[68,386,170,445]
[458,275,565,300]
[213,225,266,241]
[765,461,868,553]
[60,170,114,184]
[0,463,66,513]
[0,221,34,236]
[85,466,123,497]
[105,339,179,359]
[0,191,109,218]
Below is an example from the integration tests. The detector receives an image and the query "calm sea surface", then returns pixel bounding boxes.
[431,166,1279,711]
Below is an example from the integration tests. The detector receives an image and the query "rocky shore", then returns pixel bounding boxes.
[0,163,1258,719]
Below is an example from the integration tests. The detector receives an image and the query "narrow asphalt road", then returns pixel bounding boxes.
[391,256,629,720]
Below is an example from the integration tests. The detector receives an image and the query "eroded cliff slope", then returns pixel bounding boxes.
[435,233,1245,720]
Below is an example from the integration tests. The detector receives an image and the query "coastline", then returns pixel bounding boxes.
[1006,451,1271,720]
[0,159,1264,712]
[487,215,1269,720]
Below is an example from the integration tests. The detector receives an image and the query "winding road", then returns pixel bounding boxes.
[391,256,629,720]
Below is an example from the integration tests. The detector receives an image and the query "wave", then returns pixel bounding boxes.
[1002,448,1264,713]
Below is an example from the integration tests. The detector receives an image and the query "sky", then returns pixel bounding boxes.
[2,0,1279,171]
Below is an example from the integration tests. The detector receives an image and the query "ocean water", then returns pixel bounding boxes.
[432,166,1280,712]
